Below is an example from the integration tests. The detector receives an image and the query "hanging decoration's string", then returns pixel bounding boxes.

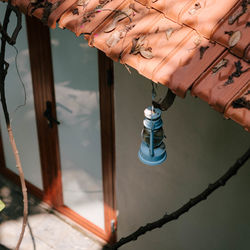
[152,88,176,111]
[151,81,157,113]
[151,81,176,112]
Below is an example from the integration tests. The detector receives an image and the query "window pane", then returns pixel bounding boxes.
[0,8,43,190]
[50,28,105,229]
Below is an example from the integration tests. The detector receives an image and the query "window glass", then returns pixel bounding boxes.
[50,28,104,229]
[0,7,43,190]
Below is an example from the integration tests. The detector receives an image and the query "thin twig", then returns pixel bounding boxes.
[13,45,27,113]
[104,147,250,249]
[0,1,28,250]
[27,220,36,250]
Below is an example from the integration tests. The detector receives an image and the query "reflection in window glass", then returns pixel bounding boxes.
[50,28,105,229]
[0,7,43,190]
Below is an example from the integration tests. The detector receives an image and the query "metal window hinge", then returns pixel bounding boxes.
[111,219,116,233]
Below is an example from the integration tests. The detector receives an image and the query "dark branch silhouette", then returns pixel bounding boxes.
[0,1,28,249]
[104,147,250,250]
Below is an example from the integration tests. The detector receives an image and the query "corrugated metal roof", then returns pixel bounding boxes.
[6,0,250,131]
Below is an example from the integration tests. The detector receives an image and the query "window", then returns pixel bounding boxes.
[0,15,116,243]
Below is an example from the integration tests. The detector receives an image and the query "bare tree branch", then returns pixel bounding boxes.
[104,147,250,250]
[0,1,27,249]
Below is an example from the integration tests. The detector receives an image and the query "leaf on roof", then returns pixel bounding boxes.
[228,31,241,47]
[228,0,248,25]
[106,25,134,48]
[140,47,153,59]
[225,30,234,36]
[199,46,209,60]
[107,29,125,47]
[228,9,244,25]
[232,97,250,109]
[130,35,146,54]
[130,36,153,59]
[77,0,90,8]
[243,43,250,62]
[188,35,202,50]
[188,2,201,15]
[212,59,228,73]
[165,28,174,40]
[106,30,123,47]
[78,0,85,5]
[72,8,79,15]
[193,36,202,46]
[129,3,139,13]
[224,60,249,85]
[104,8,133,33]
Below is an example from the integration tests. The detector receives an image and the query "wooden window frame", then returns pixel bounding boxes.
[0,16,116,243]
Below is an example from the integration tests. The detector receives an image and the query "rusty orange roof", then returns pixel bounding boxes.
[8,0,250,131]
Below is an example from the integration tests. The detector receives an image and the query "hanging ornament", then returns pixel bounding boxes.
[138,106,167,166]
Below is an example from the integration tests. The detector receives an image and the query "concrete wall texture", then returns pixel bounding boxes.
[114,62,250,250]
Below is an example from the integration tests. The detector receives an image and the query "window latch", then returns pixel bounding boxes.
[43,101,60,128]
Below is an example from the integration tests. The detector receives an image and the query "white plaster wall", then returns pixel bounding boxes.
[114,62,250,250]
